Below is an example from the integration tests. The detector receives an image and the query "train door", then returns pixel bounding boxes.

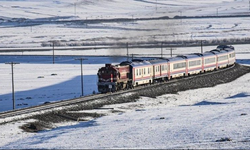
[160,64,162,77]
[216,55,219,70]
[202,57,204,72]
[167,62,171,80]
[185,59,188,76]
[153,65,155,79]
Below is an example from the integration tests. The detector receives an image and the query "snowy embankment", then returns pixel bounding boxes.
[0,63,250,149]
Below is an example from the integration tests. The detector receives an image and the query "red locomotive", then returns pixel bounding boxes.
[97,62,133,93]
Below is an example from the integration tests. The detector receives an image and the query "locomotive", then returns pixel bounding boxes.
[97,45,235,93]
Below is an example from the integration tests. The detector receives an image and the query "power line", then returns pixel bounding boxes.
[52,41,55,64]
[74,2,76,16]
[201,40,204,53]
[5,62,20,110]
[166,47,176,57]
[75,58,87,96]
[161,42,164,58]
[126,42,129,61]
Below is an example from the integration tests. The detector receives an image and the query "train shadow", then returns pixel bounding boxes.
[0,75,98,112]
[226,92,250,99]
[0,55,154,64]
[192,101,229,106]
[0,55,128,64]
[180,100,234,107]
[236,59,250,65]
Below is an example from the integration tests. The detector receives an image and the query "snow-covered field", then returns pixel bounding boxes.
[0,0,250,48]
[1,0,250,149]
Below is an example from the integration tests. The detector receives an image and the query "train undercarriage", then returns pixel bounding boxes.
[98,80,133,93]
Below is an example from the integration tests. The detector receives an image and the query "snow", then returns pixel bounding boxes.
[1,0,250,149]
[0,0,250,48]
[0,47,249,149]
[1,71,250,149]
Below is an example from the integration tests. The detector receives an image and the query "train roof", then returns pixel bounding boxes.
[148,58,168,65]
[119,61,132,66]
[178,53,203,59]
[210,49,228,55]
[163,56,186,62]
[203,51,216,57]
[217,45,234,50]
[130,60,151,67]
[226,48,235,53]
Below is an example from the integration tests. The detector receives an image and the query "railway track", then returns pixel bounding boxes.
[0,64,236,119]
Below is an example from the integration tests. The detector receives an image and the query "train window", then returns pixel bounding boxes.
[198,60,201,65]
[173,62,186,69]
[218,55,228,61]
[139,69,141,75]
[230,53,235,58]
[136,69,138,76]
[189,60,201,67]
[158,66,160,72]
[144,68,146,75]
[205,58,215,64]
[189,61,193,67]
[148,68,150,74]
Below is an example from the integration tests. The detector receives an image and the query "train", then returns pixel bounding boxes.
[97,45,236,93]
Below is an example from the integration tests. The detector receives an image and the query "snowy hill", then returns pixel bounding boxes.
[0,0,250,48]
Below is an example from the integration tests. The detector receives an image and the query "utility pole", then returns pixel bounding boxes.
[74,2,76,16]
[5,62,20,110]
[171,48,173,57]
[75,58,87,97]
[52,41,55,64]
[201,40,203,53]
[179,11,182,24]
[156,0,157,11]
[161,42,163,58]
[167,47,176,57]
[126,42,129,61]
